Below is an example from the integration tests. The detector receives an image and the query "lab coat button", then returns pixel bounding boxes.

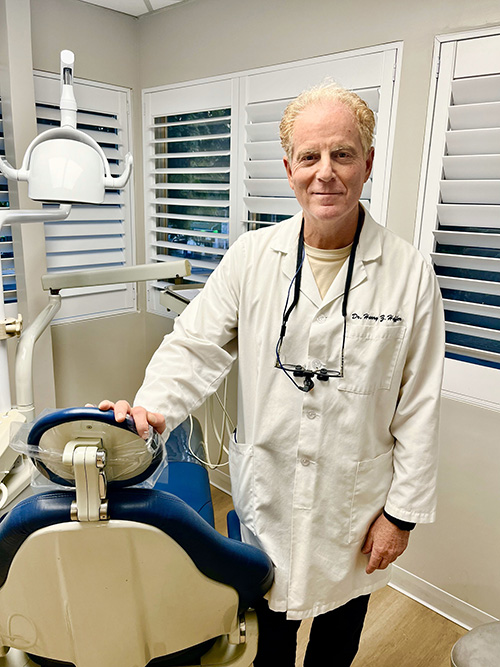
[306,411,317,420]
[312,359,323,370]
[301,458,311,466]
[317,314,327,323]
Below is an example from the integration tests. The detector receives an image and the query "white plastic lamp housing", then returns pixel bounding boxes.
[0,49,133,205]
[0,128,133,205]
[29,139,103,204]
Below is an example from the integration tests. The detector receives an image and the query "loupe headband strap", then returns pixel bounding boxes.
[342,205,364,318]
[282,217,305,328]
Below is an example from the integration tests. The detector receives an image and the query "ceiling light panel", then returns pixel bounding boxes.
[78,0,150,16]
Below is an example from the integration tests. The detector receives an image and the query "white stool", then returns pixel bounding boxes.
[451,622,500,666]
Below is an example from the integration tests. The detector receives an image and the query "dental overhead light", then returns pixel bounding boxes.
[0,50,133,204]
[0,49,137,511]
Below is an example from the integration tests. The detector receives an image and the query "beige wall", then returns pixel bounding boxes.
[399,397,500,619]
[2,0,498,625]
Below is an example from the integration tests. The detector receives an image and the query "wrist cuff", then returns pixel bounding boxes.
[383,509,416,531]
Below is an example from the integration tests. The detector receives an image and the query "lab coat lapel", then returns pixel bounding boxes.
[272,212,323,309]
[271,208,383,311]
[321,208,383,309]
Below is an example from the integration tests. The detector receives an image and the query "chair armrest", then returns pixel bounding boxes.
[227,509,242,541]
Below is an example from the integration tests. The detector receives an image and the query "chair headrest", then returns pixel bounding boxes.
[27,407,164,488]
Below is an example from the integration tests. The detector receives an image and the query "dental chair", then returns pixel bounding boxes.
[0,407,273,667]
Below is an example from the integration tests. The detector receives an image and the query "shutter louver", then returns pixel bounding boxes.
[0,96,16,310]
[149,108,231,285]
[243,87,379,232]
[34,74,134,323]
[432,71,500,368]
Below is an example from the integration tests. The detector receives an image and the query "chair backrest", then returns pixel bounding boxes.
[0,408,273,667]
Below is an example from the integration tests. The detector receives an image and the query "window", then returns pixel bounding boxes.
[152,108,231,273]
[143,79,237,312]
[143,45,402,315]
[0,96,16,315]
[417,29,500,408]
[34,72,135,323]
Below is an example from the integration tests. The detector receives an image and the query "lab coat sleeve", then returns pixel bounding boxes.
[385,262,445,524]
[134,235,246,435]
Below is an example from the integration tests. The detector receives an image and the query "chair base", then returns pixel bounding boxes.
[0,647,40,666]
[26,639,218,667]
[1,614,257,667]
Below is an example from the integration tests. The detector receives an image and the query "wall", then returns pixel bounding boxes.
[137,0,500,624]
[29,0,157,407]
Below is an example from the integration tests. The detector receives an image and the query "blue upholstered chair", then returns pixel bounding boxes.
[0,408,273,667]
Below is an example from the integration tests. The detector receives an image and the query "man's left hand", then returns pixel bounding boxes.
[361,513,410,574]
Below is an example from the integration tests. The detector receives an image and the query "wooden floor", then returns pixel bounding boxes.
[212,486,467,667]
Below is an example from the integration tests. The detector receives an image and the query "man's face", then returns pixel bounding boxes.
[283,101,374,235]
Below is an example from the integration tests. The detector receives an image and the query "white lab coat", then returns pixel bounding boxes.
[135,209,445,620]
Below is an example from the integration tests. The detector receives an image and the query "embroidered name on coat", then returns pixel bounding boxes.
[351,312,403,324]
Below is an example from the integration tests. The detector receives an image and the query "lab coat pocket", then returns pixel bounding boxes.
[338,323,406,395]
[228,431,255,532]
[348,449,394,545]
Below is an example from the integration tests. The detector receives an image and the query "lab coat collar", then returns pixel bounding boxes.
[270,205,383,309]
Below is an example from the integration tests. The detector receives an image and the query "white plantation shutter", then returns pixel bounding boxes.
[420,35,500,369]
[244,97,302,229]
[144,46,401,315]
[150,111,231,270]
[143,79,235,313]
[418,30,500,407]
[34,72,135,323]
[0,96,16,314]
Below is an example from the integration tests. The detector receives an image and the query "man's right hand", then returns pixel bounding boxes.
[98,399,166,440]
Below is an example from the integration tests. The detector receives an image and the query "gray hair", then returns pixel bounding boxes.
[279,82,375,160]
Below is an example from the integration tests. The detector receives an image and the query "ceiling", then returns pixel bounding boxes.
[76,0,189,17]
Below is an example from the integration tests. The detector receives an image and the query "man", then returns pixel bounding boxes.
[102,83,444,665]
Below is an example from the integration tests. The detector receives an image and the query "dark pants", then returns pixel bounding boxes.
[253,594,370,666]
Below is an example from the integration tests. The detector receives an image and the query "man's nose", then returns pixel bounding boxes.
[317,156,335,181]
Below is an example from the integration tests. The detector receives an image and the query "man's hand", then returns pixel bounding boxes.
[97,399,166,440]
[361,513,410,574]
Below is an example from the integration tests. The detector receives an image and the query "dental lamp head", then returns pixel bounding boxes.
[0,50,133,205]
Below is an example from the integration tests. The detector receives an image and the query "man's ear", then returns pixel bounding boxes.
[283,155,295,192]
[364,147,375,183]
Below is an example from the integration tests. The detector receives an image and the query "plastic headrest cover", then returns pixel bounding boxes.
[27,407,163,488]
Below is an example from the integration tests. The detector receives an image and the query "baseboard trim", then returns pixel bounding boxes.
[390,566,499,630]
[209,469,231,495]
